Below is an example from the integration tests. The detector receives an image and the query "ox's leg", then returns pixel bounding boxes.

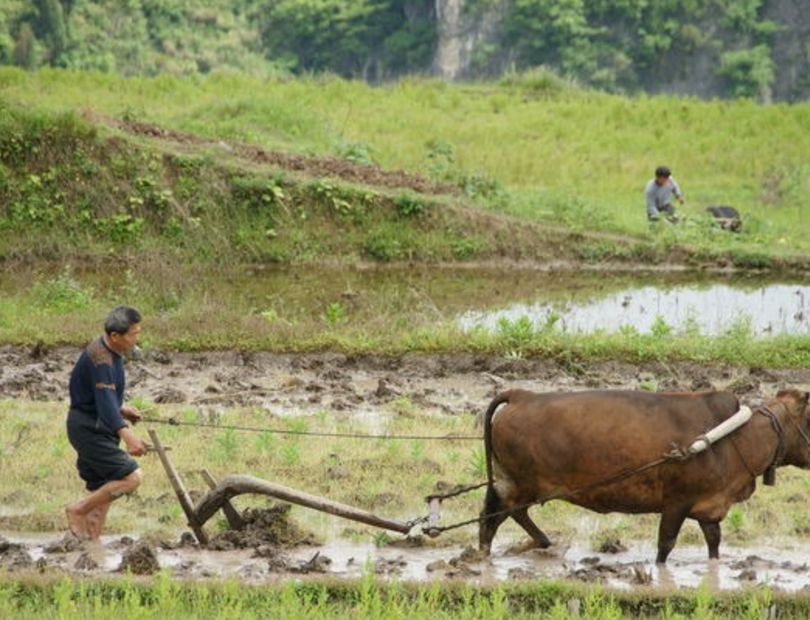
[479,485,508,554]
[698,520,721,559]
[510,507,551,549]
[656,506,689,564]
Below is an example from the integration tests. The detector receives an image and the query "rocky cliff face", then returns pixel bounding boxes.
[432,0,506,80]
[430,0,810,101]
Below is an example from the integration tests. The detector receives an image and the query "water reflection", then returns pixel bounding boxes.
[459,284,810,337]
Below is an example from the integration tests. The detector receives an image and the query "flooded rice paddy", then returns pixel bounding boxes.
[4,265,809,337]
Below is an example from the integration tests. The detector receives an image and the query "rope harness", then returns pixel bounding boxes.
[141,414,481,442]
[757,403,786,486]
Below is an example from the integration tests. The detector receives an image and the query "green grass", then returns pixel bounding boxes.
[0,573,808,619]
[2,67,809,254]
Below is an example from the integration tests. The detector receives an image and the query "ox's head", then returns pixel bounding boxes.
[774,389,810,469]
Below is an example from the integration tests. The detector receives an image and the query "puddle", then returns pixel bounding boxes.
[5,530,810,591]
[459,283,810,337]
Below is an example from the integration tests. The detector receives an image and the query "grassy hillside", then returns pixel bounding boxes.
[1,67,810,266]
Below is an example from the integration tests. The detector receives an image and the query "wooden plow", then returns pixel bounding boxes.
[148,429,421,544]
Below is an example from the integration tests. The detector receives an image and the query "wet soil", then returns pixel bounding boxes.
[4,530,810,591]
[2,345,809,414]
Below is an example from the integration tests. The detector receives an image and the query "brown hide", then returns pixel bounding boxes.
[489,389,770,521]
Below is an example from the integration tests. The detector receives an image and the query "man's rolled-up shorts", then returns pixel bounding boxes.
[67,409,139,491]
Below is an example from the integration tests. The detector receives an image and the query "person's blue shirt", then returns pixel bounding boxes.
[69,337,127,435]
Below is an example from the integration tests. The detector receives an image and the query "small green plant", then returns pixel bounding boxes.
[255,431,276,454]
[32,268,93,312]
[390,396,415,416]
[214,428,238,464]
[496,316,535,349]
[425,139,455,178]
[396,193,424,217]
[468,446,486,478]
[650,315,672,338]
[261,308,280,323]
[338,141,374,165]
[451,237,480,259]
[281,441,301,465]
[364,229,403,261]
[372,531,392,547]
[727,506,745,533]
[99,213,145,245]
[324,302,348,325]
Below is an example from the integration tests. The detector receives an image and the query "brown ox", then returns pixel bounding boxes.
[479,388,810,563]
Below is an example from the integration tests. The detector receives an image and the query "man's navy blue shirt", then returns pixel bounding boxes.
[69,337,127,436]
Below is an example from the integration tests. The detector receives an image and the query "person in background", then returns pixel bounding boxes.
[65,306,147,540]
[645,166,684,223]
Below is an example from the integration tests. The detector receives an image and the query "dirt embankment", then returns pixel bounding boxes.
[89,112,461,197]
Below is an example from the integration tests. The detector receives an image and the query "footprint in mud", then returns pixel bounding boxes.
[43,533,84,554]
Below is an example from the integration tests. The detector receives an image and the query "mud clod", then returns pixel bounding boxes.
[119,540,160,575]
[74,552,99,571]
[426,559,451,572]
[0,536,33,570]
[598,538,628,554]
[375,556,407,575]
[153,387,188,403]
[207,504,316,550]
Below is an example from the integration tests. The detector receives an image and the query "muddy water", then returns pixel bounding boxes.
[459,282,810,337]
[3,265,808,337]
[4,530,810,591]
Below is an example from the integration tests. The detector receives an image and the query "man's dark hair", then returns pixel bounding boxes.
[655,166,671,178]
[104,306,141,335]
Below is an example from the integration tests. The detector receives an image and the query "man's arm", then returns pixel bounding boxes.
[91,363,127,434]
[645,181,658,214]
[118,425,147,456]
[671,178,684,203]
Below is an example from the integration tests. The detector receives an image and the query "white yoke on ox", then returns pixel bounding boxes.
[478,389,810,564]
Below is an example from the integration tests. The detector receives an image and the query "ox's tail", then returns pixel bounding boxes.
[482,391,513,490]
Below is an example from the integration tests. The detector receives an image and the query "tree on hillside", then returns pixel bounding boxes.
[13,23,38,69]
[254,0,435,78]
[34,0,68,63]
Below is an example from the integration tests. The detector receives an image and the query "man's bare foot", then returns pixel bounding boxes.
[65,506,88,540]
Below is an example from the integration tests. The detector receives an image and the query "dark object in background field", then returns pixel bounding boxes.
[706,205,742,232]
